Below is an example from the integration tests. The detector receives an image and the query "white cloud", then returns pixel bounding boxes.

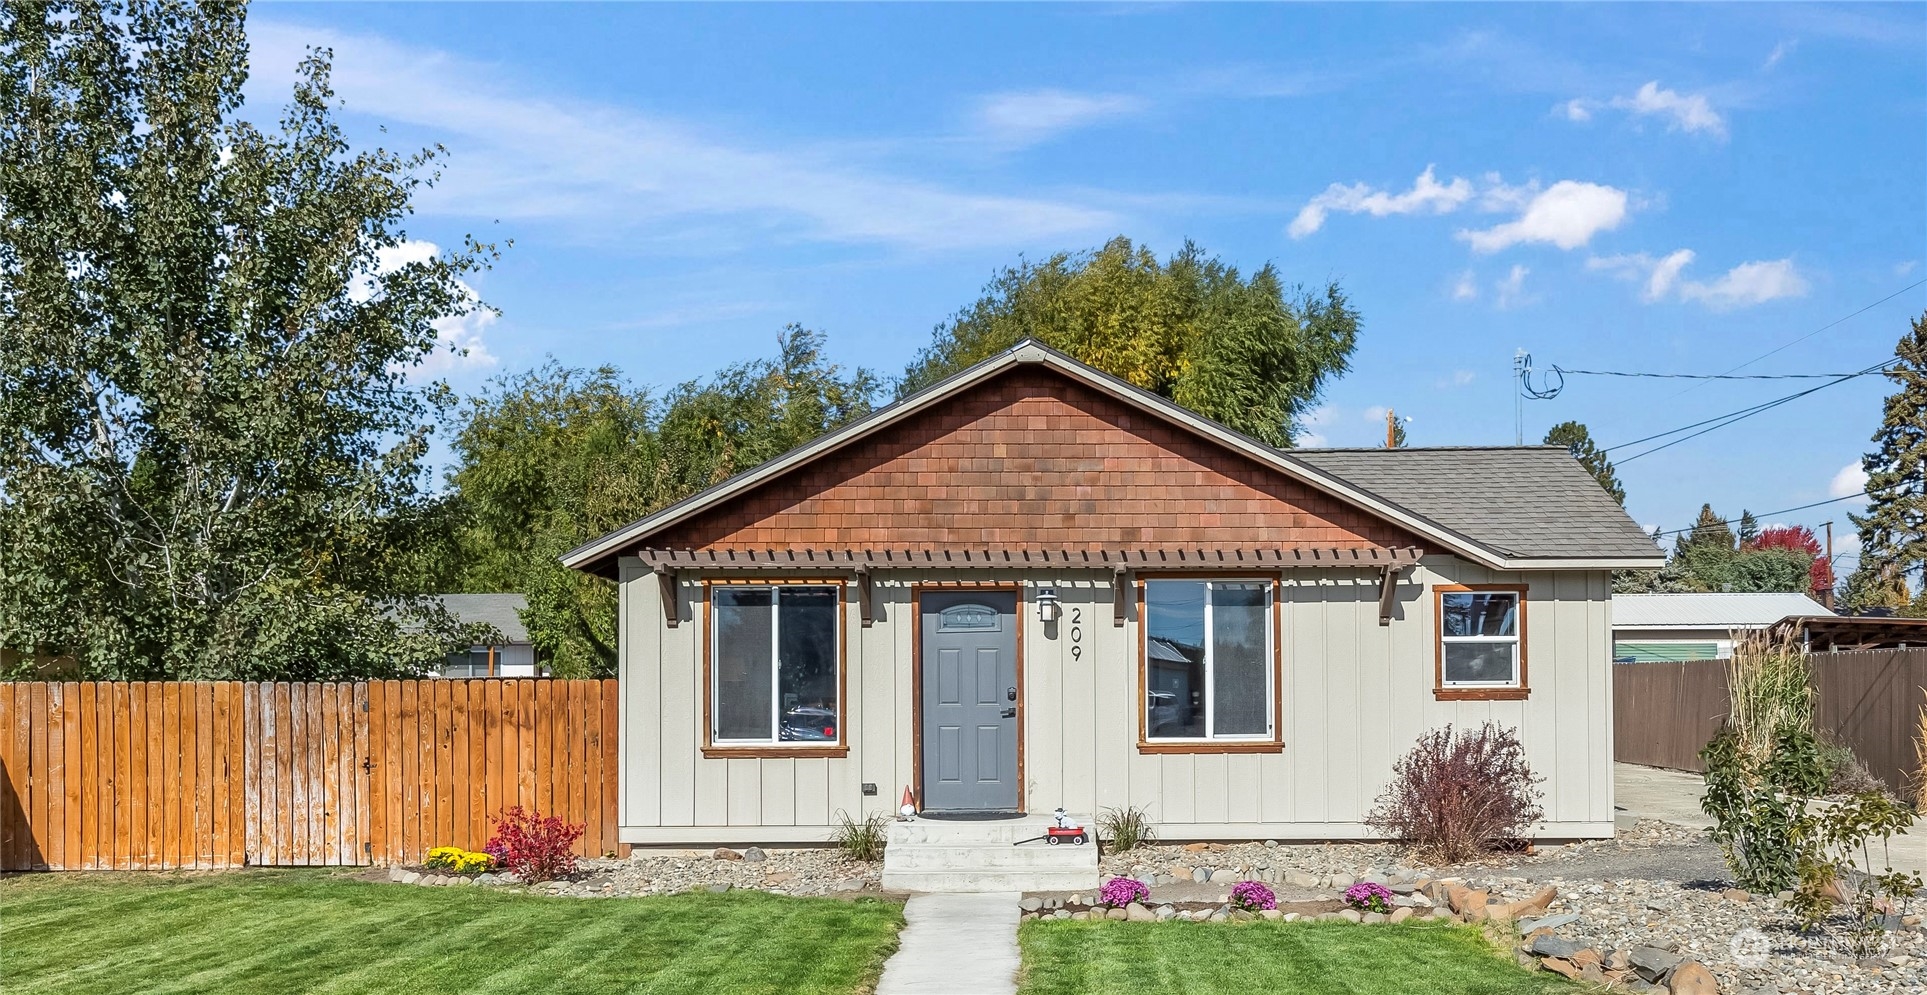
[245,22,1118,251]
[1830,461,1870,498]
[1451,270,1478,301]
[1679,259,1809,309]
[1436,369,1477,389]
[352,240,498,377]
[1563,81,1727,139]
[1495,264,1532,309]
[1589,250,1808,310]
[1288,165,1475,238]
[1763,40,1796,71]
[974,89,1143,147]
[1362,405,1389,423]
[1297,403,1339,447]
[1897,260,1920,277]
[1458,180,1629,253]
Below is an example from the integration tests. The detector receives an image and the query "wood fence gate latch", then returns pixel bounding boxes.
[361,758,374,774]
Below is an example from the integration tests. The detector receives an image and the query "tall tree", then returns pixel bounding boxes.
[1753,525,1830,597]
[1542,421,1626,505]
[1849,311,1927,605]
[899,237,1360,447]
[0,1,488,678]
[444,328,877,676]
[1737,510,1761,548]
[1674,504,1737,560]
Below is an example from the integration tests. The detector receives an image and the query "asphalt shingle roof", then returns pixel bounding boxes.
[432,594,531,643]
[1289,445,1663,562]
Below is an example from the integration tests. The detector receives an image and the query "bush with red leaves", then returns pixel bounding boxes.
[485,806,586,883]
[1365,723,1544,864]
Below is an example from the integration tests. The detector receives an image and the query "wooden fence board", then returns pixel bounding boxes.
[0,680,619,870]
[1615,650,1927,795]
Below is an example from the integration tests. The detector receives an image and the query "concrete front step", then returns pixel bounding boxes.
[883,814,1100,893]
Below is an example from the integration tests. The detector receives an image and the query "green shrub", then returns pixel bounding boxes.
[1790,791,1922,955]
[1095,805,1156,854]
[1701,725,1824,893]
[831,810,889,862]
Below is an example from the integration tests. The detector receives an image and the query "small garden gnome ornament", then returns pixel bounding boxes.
[1052,808,1080,832]
[899,786,917,820]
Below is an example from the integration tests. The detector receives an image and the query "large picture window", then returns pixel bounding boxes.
[711,585,841,746]
[1143,579,1274,742]
[1436,586,1526,697]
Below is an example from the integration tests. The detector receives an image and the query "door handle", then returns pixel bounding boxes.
[1001,707,1017,719]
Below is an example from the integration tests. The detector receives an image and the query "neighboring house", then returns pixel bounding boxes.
[432,593,549,677]
[563,341,1661,844]
[1612,592,1832,662]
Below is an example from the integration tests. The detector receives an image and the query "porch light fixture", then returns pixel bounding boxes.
[1036,588,1062,623]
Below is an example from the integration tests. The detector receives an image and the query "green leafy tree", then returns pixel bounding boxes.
[899,237,1360,447]
[1543,421,1625,505]
[1849,312,1927,607]
[1838,562,1911,614]
[444,328,877,676]
[0,1,489,678]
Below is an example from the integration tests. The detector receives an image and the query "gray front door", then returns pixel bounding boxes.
[920,591,1019,812]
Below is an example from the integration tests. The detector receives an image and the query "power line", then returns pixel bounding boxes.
[1668,277,1927,399]
[1652,490,1869,539]
[1605,360,1892,462]
[1554,367,1871,380]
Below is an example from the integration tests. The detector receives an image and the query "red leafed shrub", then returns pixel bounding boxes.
[1752,525,1832,596]
[485,806,586,883]
[1365,723,1544,864]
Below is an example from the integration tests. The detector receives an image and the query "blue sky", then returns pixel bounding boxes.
[249,2,1926,567]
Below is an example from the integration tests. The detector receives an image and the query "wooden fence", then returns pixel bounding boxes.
[0,680,621,871]
[1613,649,1927,795]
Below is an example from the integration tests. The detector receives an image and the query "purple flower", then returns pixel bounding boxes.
[1343,881,1394,913]
[1230,880,1277,912]
[1099,876,1150,908]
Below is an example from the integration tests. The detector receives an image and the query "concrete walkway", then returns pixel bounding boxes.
[1613,761,1927,877]
[876,892,1020,995]
[1614,762,1713,829]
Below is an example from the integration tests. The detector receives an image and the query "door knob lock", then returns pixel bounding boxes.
[1006,687,1017,701]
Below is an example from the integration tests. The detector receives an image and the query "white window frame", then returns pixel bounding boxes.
[1438,589,1522,688]
[1143,578,1276,742]
[710,584,842,745]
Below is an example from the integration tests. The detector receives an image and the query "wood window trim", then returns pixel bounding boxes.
[1433,583,1530,701]
[1135,575,1286,755]
[700,578,852,758]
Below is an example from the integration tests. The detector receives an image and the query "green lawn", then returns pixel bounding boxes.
[0,870,903,995]
[1017,918,1573,995]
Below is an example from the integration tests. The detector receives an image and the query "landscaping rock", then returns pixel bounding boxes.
[399,871,420,884]
[1192,867,1211,883]
[1666,961,1718,994]
[1260,909,1283,920]
[1106,908,1128,920]
[1020,897,1043,912]
[705,883,730,893]
[1630,946,1681,982]
[1338,909,1363,923]
[712,848,742,861]
[1388,908,1414,924]
[1519,911,1582,935]
[1529,935,1584,959]
[1540,958,1582,980]
[742,846,767,863]
[1720,888,1750,904]
[1127,903,1155,922]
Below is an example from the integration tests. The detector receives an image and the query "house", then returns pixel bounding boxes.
[562,341,1662,846]
[432,593,549,677]
[1612,592,1832,662]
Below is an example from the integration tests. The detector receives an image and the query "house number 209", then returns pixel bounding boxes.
[1068,607,1083,659]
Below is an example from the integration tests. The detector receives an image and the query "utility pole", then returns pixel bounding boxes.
[1512,349,1528,445]
[1822,521,1835,611]
[1385,408,1397,448]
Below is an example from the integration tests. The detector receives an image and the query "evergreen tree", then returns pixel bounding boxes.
[1674,504,1737,559]
[1737,510,1761,549]
[1849,312,1927,606]
[1543,421,1626,505]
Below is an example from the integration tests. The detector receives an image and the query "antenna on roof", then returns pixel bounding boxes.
[1513,349,1528,445]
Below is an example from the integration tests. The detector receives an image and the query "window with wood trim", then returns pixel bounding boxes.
[1143,579,1274,742]
[1435,586,1527,698]
[711,585,841,745]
